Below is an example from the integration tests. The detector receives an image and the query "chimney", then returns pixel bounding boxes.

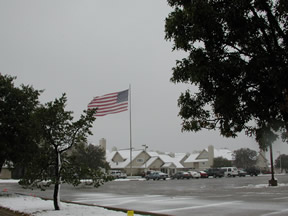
[208,145,214,167]
[99,138,106,155]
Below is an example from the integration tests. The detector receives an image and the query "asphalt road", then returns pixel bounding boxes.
[1,174,288,216]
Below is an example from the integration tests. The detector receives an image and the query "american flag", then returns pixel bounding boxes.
[88,89,129,117]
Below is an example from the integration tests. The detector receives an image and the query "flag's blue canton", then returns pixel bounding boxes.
[117,90,129,103]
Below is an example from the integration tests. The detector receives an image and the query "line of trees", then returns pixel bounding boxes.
[0,74,112,210]
[212,148,257,168]
[213,147,288,172]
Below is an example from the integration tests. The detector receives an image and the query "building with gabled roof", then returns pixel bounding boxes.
[183,145,269,171]
[102,139,269,176]
[184,152,209,170]
[107,149,149,175]
[106,148,188,176]
[183,145,234,170]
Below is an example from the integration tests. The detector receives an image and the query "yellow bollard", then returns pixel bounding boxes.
[127,210,134,216]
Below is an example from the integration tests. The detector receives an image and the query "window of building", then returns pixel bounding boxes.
[136,158,144,163]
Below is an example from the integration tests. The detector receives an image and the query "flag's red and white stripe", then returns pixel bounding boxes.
[88,89,129,117]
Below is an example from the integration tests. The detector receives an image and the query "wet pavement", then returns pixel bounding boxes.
[1,174,288,216]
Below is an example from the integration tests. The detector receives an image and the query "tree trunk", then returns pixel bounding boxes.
[53,182,60,210]
[53,151,61,210]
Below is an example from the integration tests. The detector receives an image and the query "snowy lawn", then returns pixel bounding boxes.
[0,193,144,216]
[0,179,145,215]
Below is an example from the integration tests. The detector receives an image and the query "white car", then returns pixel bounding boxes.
[110,170,127,179]
[188,171,201,179]
[221,167,238,177]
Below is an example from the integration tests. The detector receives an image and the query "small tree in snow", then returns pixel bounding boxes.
[275,154,288,173]
[19,94,96,210]
[233,148,257,169]
[62,142,112,187]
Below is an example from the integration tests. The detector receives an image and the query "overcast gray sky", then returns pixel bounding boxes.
[1,0,287,157]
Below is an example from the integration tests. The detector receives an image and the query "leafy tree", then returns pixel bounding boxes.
[275,154,288,172]
[62,142,111,187]
[0,74,41,172]
[213,156,232,167]
[233,148,257,169]
[165,0,288,150]
[19,94,96,210]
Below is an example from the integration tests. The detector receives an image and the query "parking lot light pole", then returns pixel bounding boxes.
[269,144,277,186]
[278,151,282,173]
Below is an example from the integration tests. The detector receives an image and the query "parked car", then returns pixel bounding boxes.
[110,170,127,179]
[145,171,168,180]
[142,170,156,177]
[188,171,201,179]
[245,167,261,176]
[171,171,191,179]
[221,167,238,177]
[204,168,224,178]
[198,171,208,178]
[238,169,247,177]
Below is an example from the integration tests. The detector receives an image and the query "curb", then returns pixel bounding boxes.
[15,193,172,216]
[62,200,173,216]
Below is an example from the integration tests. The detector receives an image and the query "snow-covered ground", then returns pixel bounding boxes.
[0,193,143,216]
[0,179,144,216]
[235,182,288,188]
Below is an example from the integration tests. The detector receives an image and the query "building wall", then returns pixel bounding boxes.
[112,152,125,162]
[123,152,151,176]
[199,161,210,170]
[148,158,164,171]
[184,162,196,169]
[130,151,150,168]
[197,150,209,159]
[0,168,12,179]
[184,161,210,170]
[124,168,142,176]
[256,151,269,170]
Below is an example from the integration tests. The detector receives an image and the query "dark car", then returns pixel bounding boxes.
[171,171,191,179]
[238,169,247,177]
[204,168,224,178]
[145,171,168,180]
[245,167,260,176]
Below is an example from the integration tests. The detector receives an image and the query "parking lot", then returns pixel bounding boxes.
[1,174,288,216]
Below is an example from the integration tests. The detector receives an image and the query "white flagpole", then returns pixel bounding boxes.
[129,84,132,176]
